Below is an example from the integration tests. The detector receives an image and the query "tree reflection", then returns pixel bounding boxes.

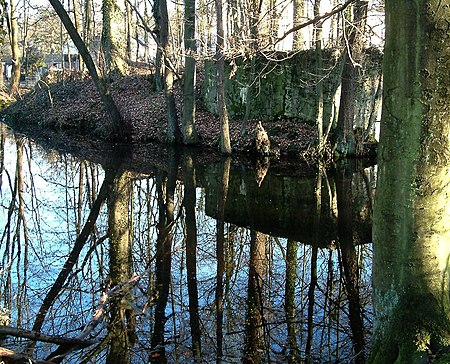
[243,230,267,363]
[0,130,377,363]
[182,153,202,361]
[335,163,365,363]
[106,169,135,364]
[215,157,230,363]
[150,149,179,362]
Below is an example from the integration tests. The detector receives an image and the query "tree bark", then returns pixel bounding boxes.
[101,0,126,76]
[159,0,181,144]
[8,1,21,96]
[332,1,368,157]
[48,0,130,141]
[292,0,305,49]
[182,0,199,145]
[369,1,450,362]
[215,0,231,154]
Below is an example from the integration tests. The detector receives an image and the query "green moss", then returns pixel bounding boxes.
[201,48,382,123]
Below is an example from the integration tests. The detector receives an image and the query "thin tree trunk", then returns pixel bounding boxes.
[159,0,181,143]
[8,1,21,96]
[332,1,368,157]
[215,0,231,154]
[182,0,199,144]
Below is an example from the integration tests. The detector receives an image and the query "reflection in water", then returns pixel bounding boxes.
[0,125,375,363]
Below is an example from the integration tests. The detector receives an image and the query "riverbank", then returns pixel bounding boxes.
[0,69,375,162]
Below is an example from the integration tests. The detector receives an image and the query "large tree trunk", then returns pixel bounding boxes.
[215,0,231,154]
[369,1,450,363]
[182,0,199,145]
[49,0,130,141]
[101,0,127,77]
[332,1,368,157]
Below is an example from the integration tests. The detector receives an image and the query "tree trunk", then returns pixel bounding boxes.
[49,0,130,141]
[332,1,368,157]
[292,0,305,49]
[215,0,231,154]
[159,0,181,144]
[369,1,450,363]
[182,0,199,145]
[101,0,126,77]
[8,1,21,96]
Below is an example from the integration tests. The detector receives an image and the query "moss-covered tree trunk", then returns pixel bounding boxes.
[101,0,126,76]
[369,1,450,363]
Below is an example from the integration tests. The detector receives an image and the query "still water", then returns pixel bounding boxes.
[0,123,375,363]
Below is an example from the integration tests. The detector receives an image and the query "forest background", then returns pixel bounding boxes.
[0,0,384,159]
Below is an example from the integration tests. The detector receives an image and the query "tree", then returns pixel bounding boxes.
[292,0,305,49]
[182,0,199,145]
[3,0,21,95]
[332,1,368,157]
[157,0,181,144]
[101,0,127,76]
[215,0,231,154]
[369,1,450,362]
[48,0,130,140]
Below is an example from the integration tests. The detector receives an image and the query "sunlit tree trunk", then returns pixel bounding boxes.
[215,0,232,154]
[369,1,450,363]
[243,230,267,363]
[240,0,261,135]
[292,0,305,49]
[182,0,199,145]
[106,170,135,364]
[160,0,181,143]
[8,0,21,96]
[182,154,202,360]
[332,1,368,157]
[314,0,325,152]
[101,0,127,76]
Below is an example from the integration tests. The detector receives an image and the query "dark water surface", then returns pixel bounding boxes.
[0,123,375,363]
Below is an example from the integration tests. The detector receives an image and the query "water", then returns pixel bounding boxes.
[0,123,375,363]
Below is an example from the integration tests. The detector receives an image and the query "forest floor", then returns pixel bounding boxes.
[1,68,324,162]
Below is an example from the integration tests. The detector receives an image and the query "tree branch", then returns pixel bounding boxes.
[276,0,356,45]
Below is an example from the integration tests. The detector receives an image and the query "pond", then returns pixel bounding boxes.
[0,123,376,363]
